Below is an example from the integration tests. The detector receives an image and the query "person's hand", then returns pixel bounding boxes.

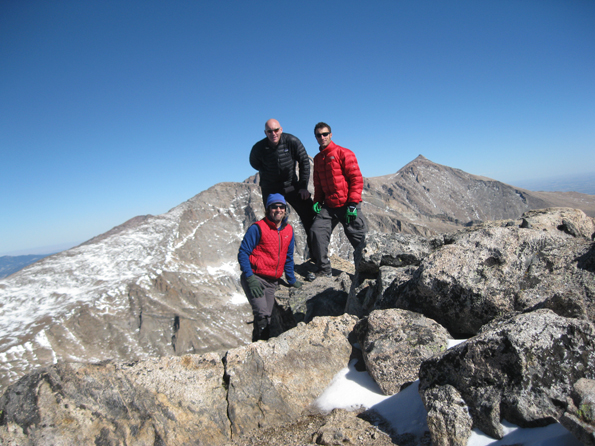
[298,189,311,200]
[291,280,303,288]
[345,203,357,224]
[313,202,321,214]
[247,275,264,298]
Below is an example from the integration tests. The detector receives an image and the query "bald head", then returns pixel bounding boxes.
[264,119,283,146]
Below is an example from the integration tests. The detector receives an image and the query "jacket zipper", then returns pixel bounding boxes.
[275,228,282,276]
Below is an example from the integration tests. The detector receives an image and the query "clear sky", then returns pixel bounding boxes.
[1,0,594,256]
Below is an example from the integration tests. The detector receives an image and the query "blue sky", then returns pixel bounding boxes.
[1,0,594,256]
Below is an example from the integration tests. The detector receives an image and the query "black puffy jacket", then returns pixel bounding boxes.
[249,133,310,192]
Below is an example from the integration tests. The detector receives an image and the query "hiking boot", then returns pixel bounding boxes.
[306,270,332,282]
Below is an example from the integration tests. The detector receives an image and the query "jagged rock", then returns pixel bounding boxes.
[345,276,378,318]
[313,408,393,445]
[422,385,473,446]
[418,310,595,440]
[520,207,595,240]
[277,264,352,327]
[346,263,417,318]
[354,233,437,275]
[0,315,359,445]
[220,409,395,446]
[355,309,451,395]
[224,314,358,438]
[560,378,595,445]
[380,210,595,336]
[347,232,429,317]
[0,353,230,445]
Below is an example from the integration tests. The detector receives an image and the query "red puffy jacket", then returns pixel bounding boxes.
[313,141,363,208]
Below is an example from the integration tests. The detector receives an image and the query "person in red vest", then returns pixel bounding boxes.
[238,193,302,341]
[308,122,368,281]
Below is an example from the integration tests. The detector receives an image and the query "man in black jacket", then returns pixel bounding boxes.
[250,119,316,261]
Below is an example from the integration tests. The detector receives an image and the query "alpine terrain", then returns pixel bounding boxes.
[1,154,594,394]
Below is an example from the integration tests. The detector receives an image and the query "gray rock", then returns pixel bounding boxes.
[422,385,473,446]
[313,408,394,446]
[560,378,595,445]
[277,268,352,327]
[355,309,451,395]
[520,207,595,240]
[382,211,595,336]
[0,353,230,446]
[419,310,595,440]
[225,314,358,438]
[347,265,416,318]
[355,233,437,275]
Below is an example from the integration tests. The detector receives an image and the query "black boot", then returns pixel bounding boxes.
[255,318,270,341]
[251,322,260,342]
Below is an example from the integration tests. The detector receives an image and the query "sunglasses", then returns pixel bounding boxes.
[269,204,286,210]
[315,132,330,138]
[266,128,281,134]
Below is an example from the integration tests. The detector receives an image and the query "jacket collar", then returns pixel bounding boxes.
[266,132,285,150]
[319,140,337,153]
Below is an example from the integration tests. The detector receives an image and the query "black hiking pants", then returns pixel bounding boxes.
[310,203,367,275]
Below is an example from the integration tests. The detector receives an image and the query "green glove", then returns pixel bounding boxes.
[291,280,303,288]
[313,202,321,214]
[246,275,264,298]
[345,204,357,224]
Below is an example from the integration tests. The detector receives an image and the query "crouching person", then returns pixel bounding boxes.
[238,193,302,341]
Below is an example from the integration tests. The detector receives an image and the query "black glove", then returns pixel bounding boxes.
[246,275,264,298]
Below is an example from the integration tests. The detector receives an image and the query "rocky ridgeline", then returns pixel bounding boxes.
[2,155,595,395]
[1,207,594,445]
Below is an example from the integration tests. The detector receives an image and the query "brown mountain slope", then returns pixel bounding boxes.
[362,155,595,235]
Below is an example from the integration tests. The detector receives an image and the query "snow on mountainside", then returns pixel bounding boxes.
[0,184,262,391]
[1,156,595,391]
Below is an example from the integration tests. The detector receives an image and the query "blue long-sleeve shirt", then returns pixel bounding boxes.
[238,220,297,285]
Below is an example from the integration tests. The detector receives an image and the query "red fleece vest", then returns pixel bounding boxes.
[249,218,293,279]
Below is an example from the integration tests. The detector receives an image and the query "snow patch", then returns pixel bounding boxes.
[229,292,247,306]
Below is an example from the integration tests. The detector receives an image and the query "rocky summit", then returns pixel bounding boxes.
[1,156,595,445]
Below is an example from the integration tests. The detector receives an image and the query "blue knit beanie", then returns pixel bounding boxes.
[266,193,287,208]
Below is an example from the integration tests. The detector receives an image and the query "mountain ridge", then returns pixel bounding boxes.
[1,155,595,391]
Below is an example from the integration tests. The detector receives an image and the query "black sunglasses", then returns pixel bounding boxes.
[315,132,330,138]
[269,204,286,210]
[266,128,281,134]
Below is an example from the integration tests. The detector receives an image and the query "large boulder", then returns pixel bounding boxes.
[0,314,359,445]
[418,310,595,442]
[225,314,358,438]
[0,353,230,446]
[379,209,595,337]
[355,309,452,395]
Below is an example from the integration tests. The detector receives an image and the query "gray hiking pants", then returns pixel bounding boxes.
[310,203,367,274]
[240,273,277,324]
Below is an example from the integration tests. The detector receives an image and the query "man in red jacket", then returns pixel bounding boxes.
[307,122,367,281]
